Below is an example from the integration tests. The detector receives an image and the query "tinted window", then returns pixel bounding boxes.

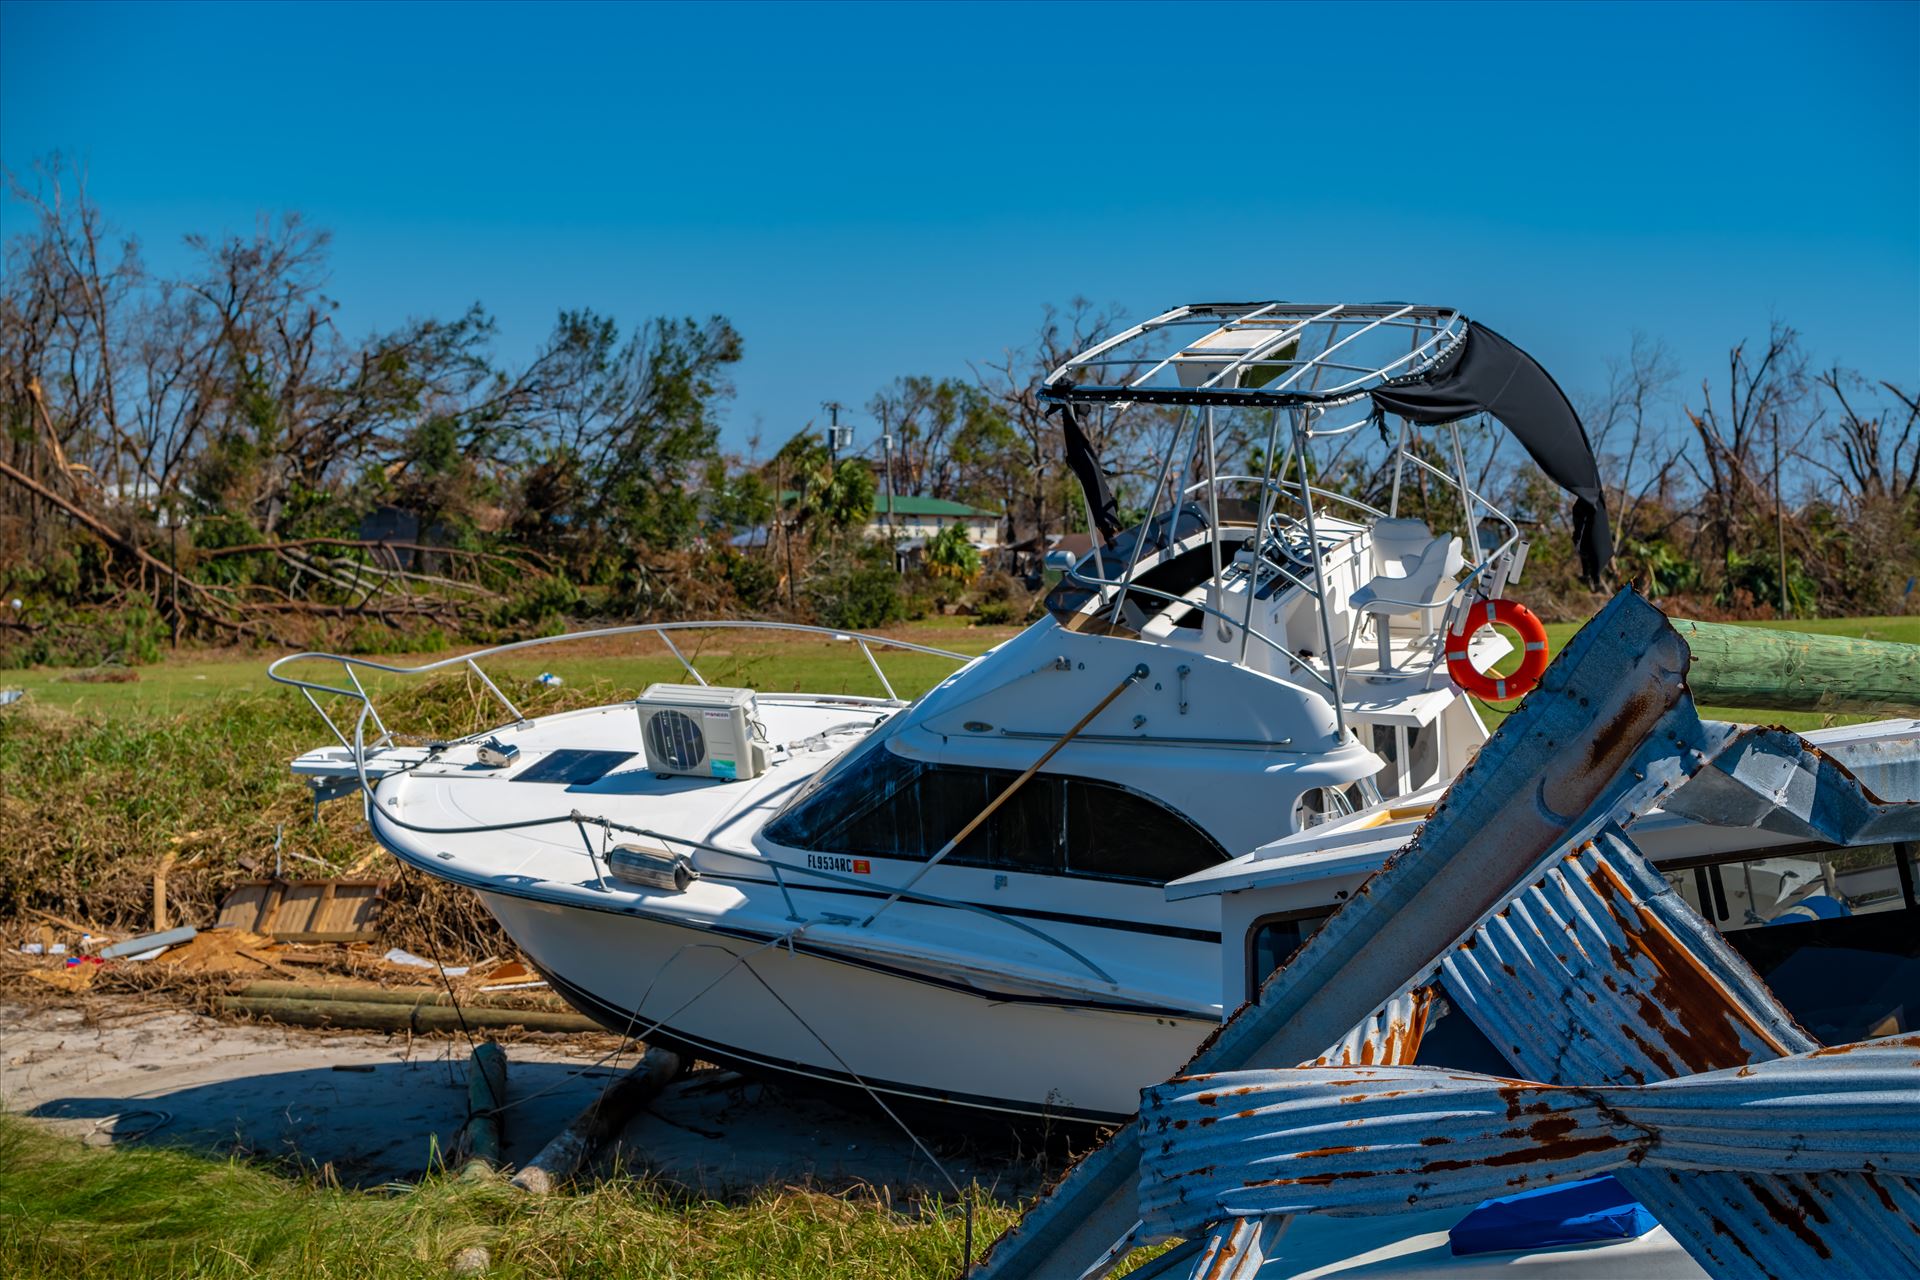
[1065,780,1220,882]
[1245,912,1331,1002]
[915,766,996,865]
[766,747,1221,884]
[1663,841,1918,1043]
[766,730,921,855]
[981,769,1065,875]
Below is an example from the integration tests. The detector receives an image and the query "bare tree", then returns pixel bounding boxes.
[1681,323,1817,573]
[1815,367,1920,502]
[1586,332,1682,546]
[972,299,1144,542]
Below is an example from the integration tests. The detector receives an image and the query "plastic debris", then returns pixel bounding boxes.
[382,947,468,977]
[98,926,197,960]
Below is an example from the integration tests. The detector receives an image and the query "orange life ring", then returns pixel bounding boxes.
[1447,598,1550,702]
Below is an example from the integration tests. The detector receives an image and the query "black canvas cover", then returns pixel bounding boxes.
[1370,323,1612,585]
[1058,403,1122,545]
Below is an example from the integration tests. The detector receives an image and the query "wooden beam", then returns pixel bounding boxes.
[153,851,177,932]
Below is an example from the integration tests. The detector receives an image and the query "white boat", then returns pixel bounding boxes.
[273,303,1919,1126]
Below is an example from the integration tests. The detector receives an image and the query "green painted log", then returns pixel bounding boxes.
[1673,619,1920,715]
[217,996,599,1034]
[462,1040,508,1172]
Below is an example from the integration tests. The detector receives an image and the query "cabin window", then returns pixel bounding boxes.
[1368,722,1439,798]
[1064,781,1210,880]
[1661,841,1918,1043]
[765,747,1223,884]
[1245,910,1332,1002]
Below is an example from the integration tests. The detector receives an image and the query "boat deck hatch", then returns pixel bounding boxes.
[512,749,637,785]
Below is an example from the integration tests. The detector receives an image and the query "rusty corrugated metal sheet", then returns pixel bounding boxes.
[1432,828,1920,1279]
[1136,1037,1920,1236]
[981,590,1920,1280]
[1438,828,1811,1087]
[1308,986,1434,1069]
[982,589,1713,1279]
[1170,987,1439,1275]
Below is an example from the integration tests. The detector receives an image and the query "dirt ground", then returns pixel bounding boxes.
[1,1001,1052,1201]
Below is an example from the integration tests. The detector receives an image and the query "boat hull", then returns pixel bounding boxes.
[478,889,1213,1123]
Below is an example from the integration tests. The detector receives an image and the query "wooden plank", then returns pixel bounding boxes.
[25,906,110,942]
[233,946,301,977]
[269,930,384,944]
[259,880,288,935]
[1675,619,1920,715]
[152,851,178,932]
[314,881,338,933]
[215,884,275,933]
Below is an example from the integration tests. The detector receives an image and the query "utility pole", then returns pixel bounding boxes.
[1773,421,1788,618]
[881,428,898,546]
[822,401,849,464]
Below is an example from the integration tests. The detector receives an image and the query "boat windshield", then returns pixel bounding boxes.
[765,733,1226,885]
[1043,503,1212,621]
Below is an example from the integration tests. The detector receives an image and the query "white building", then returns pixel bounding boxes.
[868,495,1002,550]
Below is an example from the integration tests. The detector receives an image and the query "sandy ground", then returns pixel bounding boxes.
[1,1001,1051,1200]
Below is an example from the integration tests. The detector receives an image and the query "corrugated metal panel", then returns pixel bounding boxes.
[1169,987,1440,1277]
[984,590,1712,1279]
[1433,825,1920,1279]
[1308,986,1435,1069]
[1137,1038,1920,1235]
[1439,829,1811,1086]
[982,591,1920,1280]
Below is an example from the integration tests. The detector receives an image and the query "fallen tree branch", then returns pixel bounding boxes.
[198,537,556,572]
[0,456,259,638]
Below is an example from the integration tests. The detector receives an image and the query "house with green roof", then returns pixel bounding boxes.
[869,493,1003,551]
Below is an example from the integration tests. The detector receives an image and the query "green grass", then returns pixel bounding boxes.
[0,621,1021,961]
[9,612,1911,725]
[0,1116,1015,1280]
[0,619,1015,719]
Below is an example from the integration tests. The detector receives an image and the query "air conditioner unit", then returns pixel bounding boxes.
[634,683,767,781]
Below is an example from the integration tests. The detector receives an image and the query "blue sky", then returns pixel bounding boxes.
[3,0,1914,456]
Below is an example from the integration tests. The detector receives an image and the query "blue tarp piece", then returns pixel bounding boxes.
[1767,894,1850,925]
[1448,1176,1657,1256]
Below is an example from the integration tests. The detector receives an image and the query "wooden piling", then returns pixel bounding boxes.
[461,1041,508,1173]
[235,980,572,1011]
[511,1046,682,1194]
